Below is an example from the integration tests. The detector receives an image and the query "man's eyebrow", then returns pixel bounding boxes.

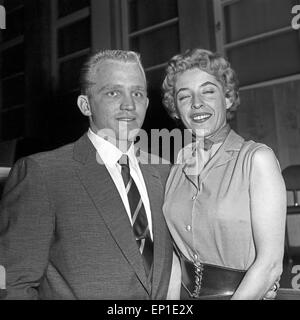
[95,84,122,94]
[131,85,147,91]
[101,84,122,90]
[96,84,146,93]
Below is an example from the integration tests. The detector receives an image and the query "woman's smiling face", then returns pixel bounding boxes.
[175,68,232,138]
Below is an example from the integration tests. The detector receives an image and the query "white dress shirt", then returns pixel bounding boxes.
[87,129,153,239]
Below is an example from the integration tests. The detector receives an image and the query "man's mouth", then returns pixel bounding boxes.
[117,116,136,122]
[190,113,212,123]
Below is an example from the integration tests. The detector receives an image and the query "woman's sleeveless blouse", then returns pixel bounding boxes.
[163,130,275,270]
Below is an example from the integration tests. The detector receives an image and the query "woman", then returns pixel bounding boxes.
[162,48,286,300]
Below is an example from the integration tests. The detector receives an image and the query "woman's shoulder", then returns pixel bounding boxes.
[226,130,273,156]
[239,139,281,171]
[241,138,271,153]
[237,136,276,160]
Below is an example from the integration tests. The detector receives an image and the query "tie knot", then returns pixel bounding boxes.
[118,154,129,167]
[204,138,214,151]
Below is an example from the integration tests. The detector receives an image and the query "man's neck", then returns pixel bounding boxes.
[89,127,132,153]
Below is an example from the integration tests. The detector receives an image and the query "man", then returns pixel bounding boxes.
[0,50,173,299]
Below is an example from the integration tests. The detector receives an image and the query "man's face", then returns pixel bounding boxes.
[81,60,149,143]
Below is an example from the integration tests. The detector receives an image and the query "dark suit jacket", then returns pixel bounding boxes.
[0,134,173,299]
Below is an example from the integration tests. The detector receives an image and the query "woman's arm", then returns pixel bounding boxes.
[231,147,286,300]
[166,251,182,300]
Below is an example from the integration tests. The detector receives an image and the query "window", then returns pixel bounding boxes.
[0,0,25,140]
[50,0,91,144]
[121,0,180,133]
[213,0,300,88]
[213,0,300,169]
[57,0,90,18]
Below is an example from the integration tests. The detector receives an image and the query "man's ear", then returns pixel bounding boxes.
[77,95,92,116]
[145,97,149,110]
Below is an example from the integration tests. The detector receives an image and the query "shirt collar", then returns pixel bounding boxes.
[87,128,137,168]
[176,140,222,167]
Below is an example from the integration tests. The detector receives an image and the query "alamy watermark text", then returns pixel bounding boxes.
[0,5,5,30]
[292,5,300,30]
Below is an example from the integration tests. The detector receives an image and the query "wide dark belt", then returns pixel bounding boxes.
[180,254,246,299]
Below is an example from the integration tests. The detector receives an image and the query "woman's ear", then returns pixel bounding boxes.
[77,95,92,116]
[225,95,234,110]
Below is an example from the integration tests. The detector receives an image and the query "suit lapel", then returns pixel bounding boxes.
[139,163,167,299]
[74,135,150,293]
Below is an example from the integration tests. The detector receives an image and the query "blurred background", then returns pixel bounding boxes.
[0,0,300,292]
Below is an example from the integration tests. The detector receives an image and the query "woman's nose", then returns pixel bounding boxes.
[191,94,204,109]
[192,103,203,109]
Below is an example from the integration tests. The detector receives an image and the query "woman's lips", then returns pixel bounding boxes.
[190,112,212,123]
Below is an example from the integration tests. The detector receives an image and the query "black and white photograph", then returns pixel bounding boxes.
[0,0,300,307]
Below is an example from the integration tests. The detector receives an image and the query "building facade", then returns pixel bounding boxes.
[0,0,299,171]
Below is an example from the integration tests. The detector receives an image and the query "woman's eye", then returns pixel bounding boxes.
[203,89,215,94]
[178,95,191,101]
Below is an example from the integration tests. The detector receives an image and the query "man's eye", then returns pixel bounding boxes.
[106,91,118,97]
[133,91,144,98]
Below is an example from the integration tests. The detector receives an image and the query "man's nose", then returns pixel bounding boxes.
[120,94,135,111]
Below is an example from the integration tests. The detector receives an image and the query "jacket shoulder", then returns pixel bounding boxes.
[28,143,75,165]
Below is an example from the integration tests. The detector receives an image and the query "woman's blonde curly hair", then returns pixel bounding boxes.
[162,48,240,120]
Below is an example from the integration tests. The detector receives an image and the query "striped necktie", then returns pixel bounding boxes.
[118,154,153,277]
